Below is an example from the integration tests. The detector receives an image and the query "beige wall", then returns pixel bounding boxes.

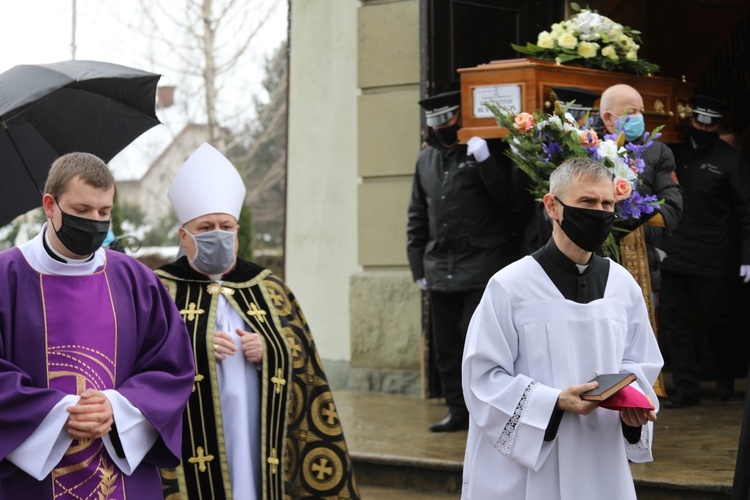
[287,0,424,391]
[287,0,360,365]
[351,0,423,391]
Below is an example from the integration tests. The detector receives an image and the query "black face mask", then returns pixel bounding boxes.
[688,127,719,149]
[555,197,615,252]
[52,202,110,256]
[433,124,458,146]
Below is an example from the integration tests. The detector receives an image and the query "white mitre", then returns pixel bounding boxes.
[168,143,246,224]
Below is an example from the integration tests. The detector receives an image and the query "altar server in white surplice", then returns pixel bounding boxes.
[461,157,664,500]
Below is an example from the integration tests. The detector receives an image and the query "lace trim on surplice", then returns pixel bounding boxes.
[495,380,538,457]
[626,424,650,453]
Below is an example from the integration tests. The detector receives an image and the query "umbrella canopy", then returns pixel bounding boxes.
[0,60,161,227]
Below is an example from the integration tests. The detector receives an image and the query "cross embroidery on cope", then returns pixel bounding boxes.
[312,458,333,480]
[268,287,285,308]
[180,303,204,321]
[272,368,286,393]
[188,447,214,472]
[247,302,267,322]
[267,448,280,474]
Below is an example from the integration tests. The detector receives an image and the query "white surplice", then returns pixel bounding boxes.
[461,255,664,500]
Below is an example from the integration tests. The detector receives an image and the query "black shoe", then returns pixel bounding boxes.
[430,412,469,432]
[714,383,733,402]
[664,391,700,409]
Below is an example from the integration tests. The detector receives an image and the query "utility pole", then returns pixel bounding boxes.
[71,0,77,59]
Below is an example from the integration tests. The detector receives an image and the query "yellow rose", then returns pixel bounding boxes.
[537,31,555,49]
[602,46,618,60]
[626,50,638,61]
[577,42,599,59]
[557,32,578,50]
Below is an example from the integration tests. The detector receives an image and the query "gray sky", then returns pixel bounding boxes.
[1,0,288,179]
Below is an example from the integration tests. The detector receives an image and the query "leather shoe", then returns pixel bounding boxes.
[430,412,469,432]
[663,391,700,409]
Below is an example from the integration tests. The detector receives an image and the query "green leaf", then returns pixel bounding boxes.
[511,42,548,55]
[571,2,581,12]
[650,124,666,137]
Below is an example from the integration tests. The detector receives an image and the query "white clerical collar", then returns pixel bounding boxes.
[19,223,106,276]
[575,263,589,274]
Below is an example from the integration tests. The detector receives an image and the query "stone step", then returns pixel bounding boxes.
[358,484,457,499]
[333,384,744,499]
[354,452,461,495]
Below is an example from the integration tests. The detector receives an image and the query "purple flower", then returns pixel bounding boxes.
[542,139,563,160]
[634,157,645,173]
[625,142,647,155]
[618,191,660,220]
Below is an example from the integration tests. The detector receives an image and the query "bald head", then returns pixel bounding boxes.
[600,84,644,134]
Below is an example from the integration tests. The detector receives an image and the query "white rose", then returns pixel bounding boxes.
[626,50,638,60]
[617,34,633,50]
[558,32,578,50]
[602,46,618,60]
[577,42,599,58]
[607,24,624,38]
[537,31,555,49]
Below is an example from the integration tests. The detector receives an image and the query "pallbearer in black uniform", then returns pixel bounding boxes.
[659,96,750,407]
[157,143,359,499]
[407,90,519,432]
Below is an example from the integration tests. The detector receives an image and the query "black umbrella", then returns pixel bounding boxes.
[0,60,161,227]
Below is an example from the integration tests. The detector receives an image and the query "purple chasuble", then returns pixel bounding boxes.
[0,247,195,500]
[43,272,125,499]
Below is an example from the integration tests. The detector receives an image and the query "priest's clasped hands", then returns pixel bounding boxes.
[213,328,264,363]
[65,389,114,440]
[557,381,657,426]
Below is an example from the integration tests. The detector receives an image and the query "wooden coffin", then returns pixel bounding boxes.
[458,58,694,144]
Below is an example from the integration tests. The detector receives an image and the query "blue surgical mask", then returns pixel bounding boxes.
[185,229,237,276]
[102,228,116,248]
[621,114,645,141]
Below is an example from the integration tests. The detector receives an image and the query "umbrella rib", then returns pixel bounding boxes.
[1,120,43,195]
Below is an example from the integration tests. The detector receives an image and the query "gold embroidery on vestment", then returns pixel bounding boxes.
[188,446,214,472]
[180,302,204,321]
[247,302,267,322]
[272,368,286,393]
[268,448,280,474]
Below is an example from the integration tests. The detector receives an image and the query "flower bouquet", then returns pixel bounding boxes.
[512,3,659,76]
[489,100,663,258]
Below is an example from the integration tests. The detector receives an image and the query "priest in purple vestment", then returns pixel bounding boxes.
[0,152,195,499]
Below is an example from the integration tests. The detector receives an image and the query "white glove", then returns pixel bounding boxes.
[415,278,427,291]
[741,265,750,283]
[466,136,490,163]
